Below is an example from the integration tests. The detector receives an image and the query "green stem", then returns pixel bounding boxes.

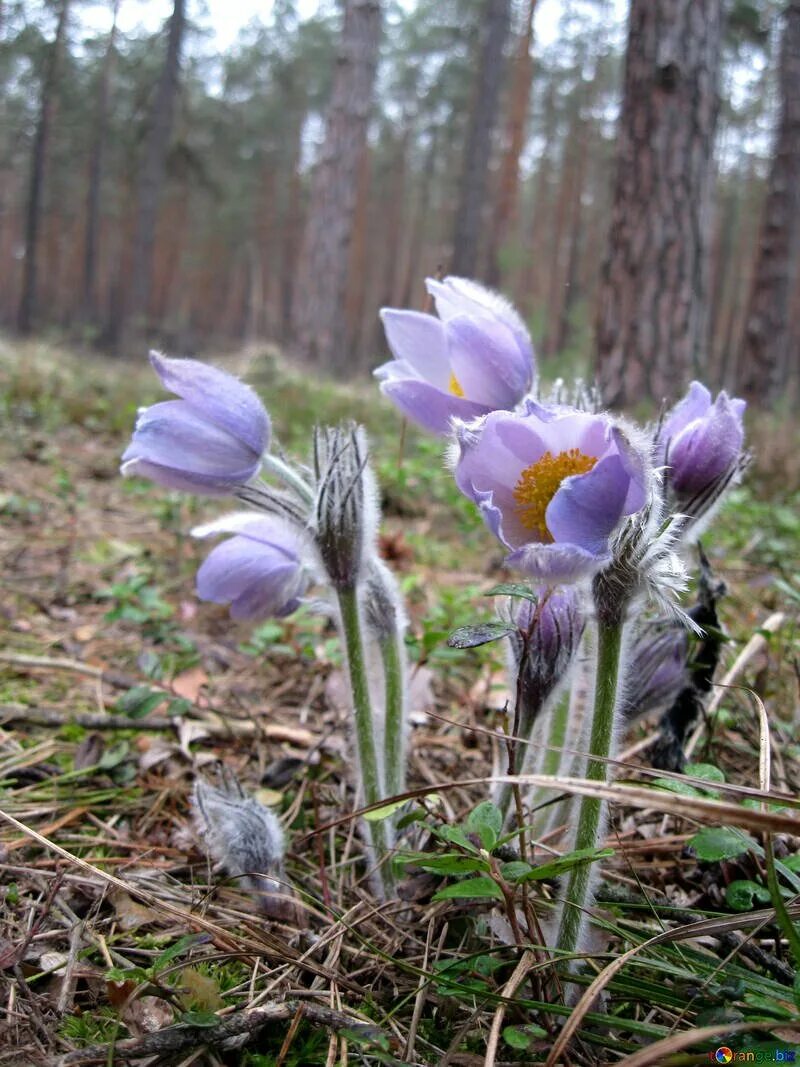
[262,452,314,503]
[380,631,406,801]
[556,616,624,961]
[337,585,394,897]
[528,689,570,830]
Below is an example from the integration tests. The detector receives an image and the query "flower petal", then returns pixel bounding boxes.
[657,381,711,461]
[379,377,489,435]
[379,309,450,390]
[545,453,632,554]
[505,543,606,584]
[446,314,531,408]
[196,536,302,620]
[121,458,241,495]
[149,352,270,455]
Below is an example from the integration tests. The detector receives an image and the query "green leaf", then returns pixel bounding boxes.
[484,583,539,604]
[410,854,489,876]
[500,861,534,882]
[689,826,757,862]
[180,1011,220,1027]
[115,686,169,719]
[516,846,615,883]
[684,762,726,784]
[364,799,408,822]
[433,825,479,853]
[432,876,503,902]
[466,801,502,850]
[447,622,516,649]
[152,934,203,974]
[503,1024,547,1050]
[652,776,703,798]
[106,966,149,984]
[725,880,772,911]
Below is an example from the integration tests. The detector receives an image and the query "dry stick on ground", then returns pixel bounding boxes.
[55,1001,385,1065]
[483,949,537,1067]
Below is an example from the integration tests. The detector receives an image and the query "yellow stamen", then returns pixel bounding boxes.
[513,448,598,540]
[449,372,465,398]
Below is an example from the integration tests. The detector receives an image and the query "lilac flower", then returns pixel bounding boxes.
[510,587,585,709]
[192,513,308,621]
[376,276,535,434]
[121,352,270,495]
[454,404,648,583]
[621,624,689,722]
[657,382,746,504]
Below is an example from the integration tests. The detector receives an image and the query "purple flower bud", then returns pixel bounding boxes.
[454,405,648,584]
[510,587,585,713]
[376,276,535,435]
[657,382,746,505]
[192,512,308,621]
[622,624,689,721]
[121,352,270,495]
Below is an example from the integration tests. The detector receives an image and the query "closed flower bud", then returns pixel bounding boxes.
[312,423,377,590]
[192,772,285,903]
[621,622,689,722]
[508,587,585,720]
[121,352,270,495]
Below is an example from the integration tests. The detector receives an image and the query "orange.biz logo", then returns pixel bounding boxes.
[708,1051,796,1063]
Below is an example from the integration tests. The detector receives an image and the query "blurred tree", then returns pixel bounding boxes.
[738,0,800,405]
[291,0,382,373]
[595,0,723,405]
[17,0,70,334]
[451,0,512,276]
[125,0,186,344]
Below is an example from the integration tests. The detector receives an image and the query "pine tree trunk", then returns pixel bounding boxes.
[486,0,537,287]
[291,0,382,375]
[17,0,70,335]
[400,130,438,309]
[594,0,722,406]
[125,0,185,344]
[738,0,800,406]
[83,0,119,324]
[451,0,512,277]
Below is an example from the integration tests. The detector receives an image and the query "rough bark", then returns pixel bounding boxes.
[451,0,512,277]
[486,0,537,287]
[17,0,70,334]
[291,0,382,374]
[399,129,438,309]
[738,0,800,406]
[594,0,722,407]
[125,0,185,342]
[83,0,119,324]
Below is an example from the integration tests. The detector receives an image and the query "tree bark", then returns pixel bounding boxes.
[17,0,71,334]
[291,0,382,375]
[83,0,119,325]
[594,0,722,406]
[451,0,512,277]
[738,0,800,406]
[486,0,537,287]
[125,0,186,343]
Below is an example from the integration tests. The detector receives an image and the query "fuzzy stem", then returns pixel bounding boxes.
[529,689,570,830]
[556,616,623,961]
[379,630,406,801]
[262,452,314,503]
[337,585,394,897]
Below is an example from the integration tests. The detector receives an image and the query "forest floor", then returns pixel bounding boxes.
[1,337,799,1066]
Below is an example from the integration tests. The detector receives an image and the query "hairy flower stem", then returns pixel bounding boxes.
[529,690,570,831]
[379,630,406,801]
[556,616,624,961]
[337,586,394,898]
[262,452,313,503]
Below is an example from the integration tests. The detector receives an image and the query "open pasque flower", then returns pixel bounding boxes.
[656,382,745,507]
[454,404,648,583]
[122,352,270,494]
[377,276,535,434]
[192,513,308,620]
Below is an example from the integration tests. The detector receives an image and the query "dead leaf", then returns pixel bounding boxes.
[73,624,96,642]
[171,666,208,703]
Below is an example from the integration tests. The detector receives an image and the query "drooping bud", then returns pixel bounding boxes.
[191,770,286,910]
[311,423,376,590]
[621,621,689,723]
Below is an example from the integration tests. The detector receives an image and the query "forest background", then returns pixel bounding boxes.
[2,0,798,407]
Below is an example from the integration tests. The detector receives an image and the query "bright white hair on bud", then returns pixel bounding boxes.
[191,769,285,903]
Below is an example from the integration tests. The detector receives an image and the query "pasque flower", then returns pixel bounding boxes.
[657,382,745,505]
[509,586,585,711]
[376,276,535,434]
[621,623,689,722]
[454,404,648,583]
[192,513,308,620]
[122,352,270,494]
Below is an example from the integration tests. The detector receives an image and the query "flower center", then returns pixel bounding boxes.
[449,372,465,398]
[513,448,598,539]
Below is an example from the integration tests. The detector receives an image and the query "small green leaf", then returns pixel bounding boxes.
[503,1024,547,1050]
[152,934,204,974]
[500,861,534,882]
[466,801,502,849]
[684,762,726,784]
[116,686,169,719]
[484,583,539,604]
[364,800,407,822]
[180,1011,220,1027]
[106,966,149,984]
[689,826,756,862]
[725,880,771,912]
[516,846,615,883]
[412,855,489,876]
[432,876,503,902]
[447,622,516,649]
[433,825,479,853]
